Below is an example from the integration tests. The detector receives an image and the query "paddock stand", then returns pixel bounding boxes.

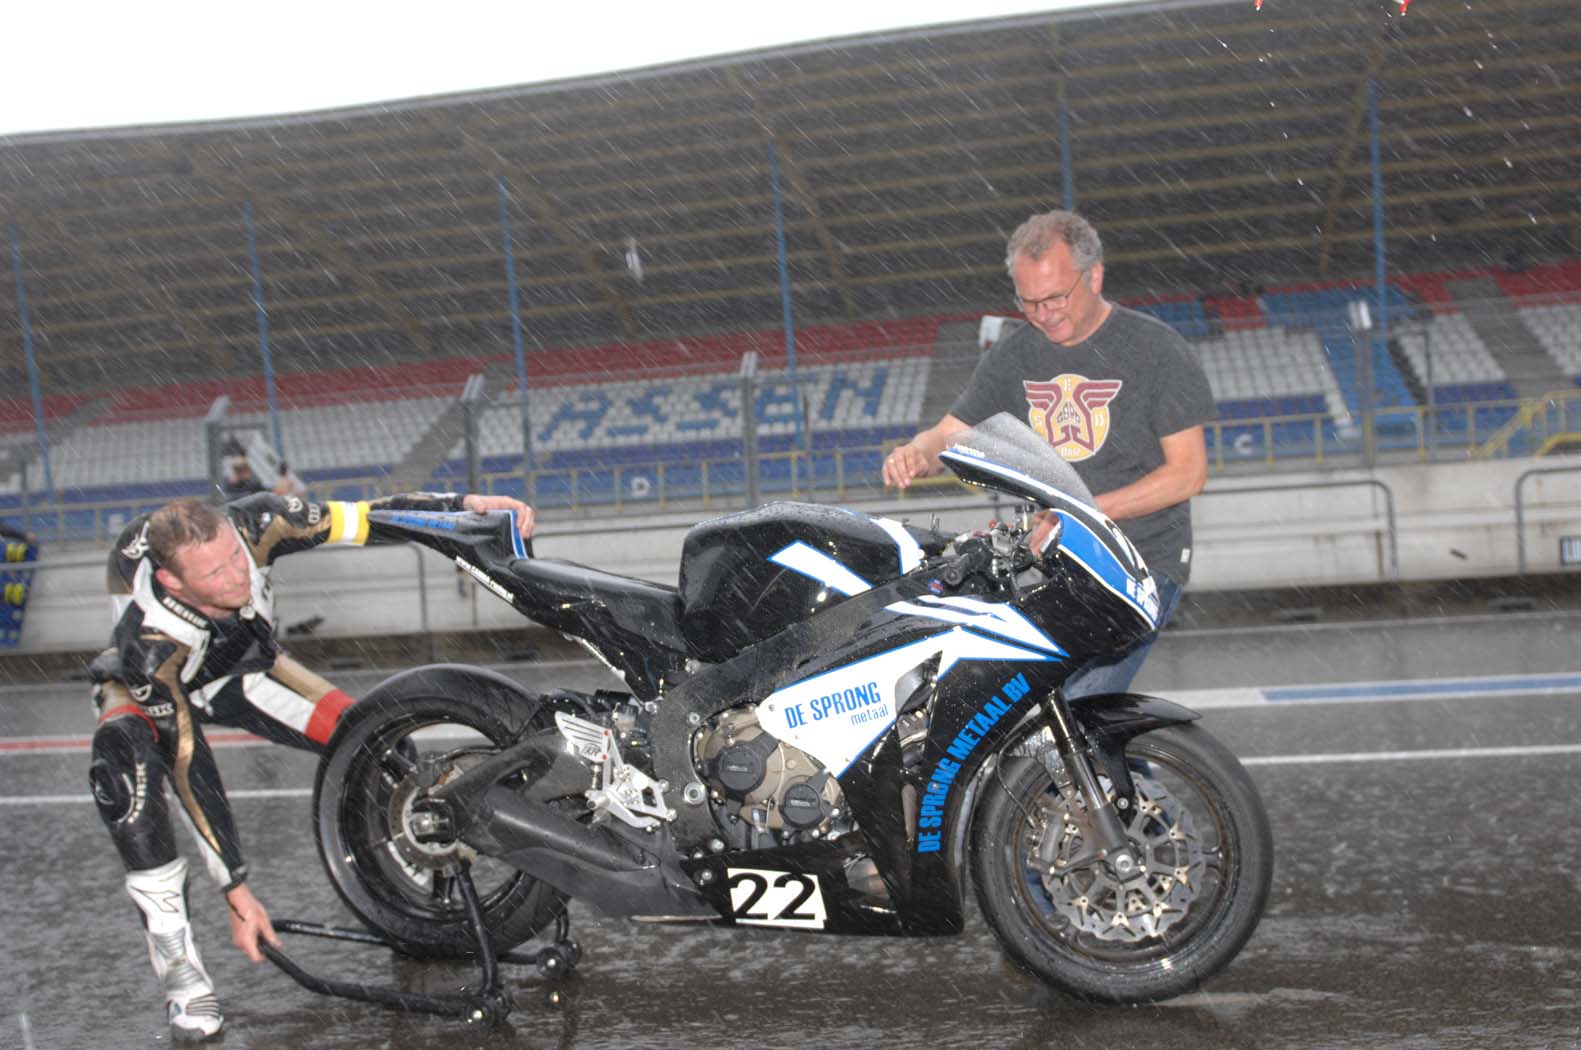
[261,865,579,1027]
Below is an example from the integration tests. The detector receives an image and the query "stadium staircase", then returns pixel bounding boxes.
[1446,276,1569,400]
[1262,290,1416,432]
[380,396,473,496]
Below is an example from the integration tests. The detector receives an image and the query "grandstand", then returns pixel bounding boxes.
[2,0,1580,539]
[1520,303,1581,381]
[6,255,1579,530]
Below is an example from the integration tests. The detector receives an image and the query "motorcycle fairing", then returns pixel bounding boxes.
[881,594,1066,661]
[753,626,1058,777]
[680,836,916,936]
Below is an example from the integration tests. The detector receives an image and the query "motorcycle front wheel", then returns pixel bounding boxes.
[971,723,1272,1003]
[313,690,567,959]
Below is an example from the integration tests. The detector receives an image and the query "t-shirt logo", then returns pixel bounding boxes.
[1023,374,1123,462]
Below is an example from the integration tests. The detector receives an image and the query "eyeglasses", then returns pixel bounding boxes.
[1014,269,1088,314]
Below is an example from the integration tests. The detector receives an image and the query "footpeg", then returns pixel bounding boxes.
[556,712,676,829]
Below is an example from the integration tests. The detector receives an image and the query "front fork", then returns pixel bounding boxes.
[1036,689,1142,881]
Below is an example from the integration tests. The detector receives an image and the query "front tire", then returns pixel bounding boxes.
[314,689,567,959]
[971,723,1272,1002]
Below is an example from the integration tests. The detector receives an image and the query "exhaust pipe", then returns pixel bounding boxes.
[476,784,642,871]
[426,727,715,918]
[463,784,714,919]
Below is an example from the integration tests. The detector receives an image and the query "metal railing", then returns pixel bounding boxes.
[1473,390,1580,460]
[1514,464,1581,574]
[4,391,1575,548]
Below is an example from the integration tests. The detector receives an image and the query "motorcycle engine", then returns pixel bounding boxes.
[695,708,845,846]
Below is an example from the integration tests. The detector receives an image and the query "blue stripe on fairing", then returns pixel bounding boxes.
[1052,511,1155,626]
[506,511,526,559]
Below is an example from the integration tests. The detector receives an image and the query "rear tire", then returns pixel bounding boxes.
[314,690,567,959]
[971,723,1271,1002]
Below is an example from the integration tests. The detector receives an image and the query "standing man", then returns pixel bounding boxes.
[218,437,298,500]
[90,489,534,1041]
[883,209,1216,695]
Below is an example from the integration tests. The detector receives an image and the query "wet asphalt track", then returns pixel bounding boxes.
[3,611,1580,1050]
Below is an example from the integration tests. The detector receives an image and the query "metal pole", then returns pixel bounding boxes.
[245,200,286,455]
[1059,81,1075,211]
[497,178,535,494]
[1424,322,1436,460]
[9,221,54,495]
[203,395,232,494]
[1368,78,1389,457]
[461,374,484,496]
[740,352,760,508]
[768,143,804,460]
[1348,301,1376,468]
[243,202,284,458]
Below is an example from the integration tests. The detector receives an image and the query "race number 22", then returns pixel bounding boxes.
[726,868,828,929]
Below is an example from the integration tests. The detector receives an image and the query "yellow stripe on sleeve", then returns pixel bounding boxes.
[327,501,370,545]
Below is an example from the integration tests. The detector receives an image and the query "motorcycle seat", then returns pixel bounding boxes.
[502,558,691,657]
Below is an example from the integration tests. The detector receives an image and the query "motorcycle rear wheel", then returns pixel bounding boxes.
[313,690,567,959]
[971,723,1272,1003]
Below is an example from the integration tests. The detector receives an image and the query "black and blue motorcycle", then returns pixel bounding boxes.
[308,412,1271,1015]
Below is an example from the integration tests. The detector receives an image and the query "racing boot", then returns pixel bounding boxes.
[126,858,224,1042]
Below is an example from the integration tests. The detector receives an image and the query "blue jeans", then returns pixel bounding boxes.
[1062,574,1184,699]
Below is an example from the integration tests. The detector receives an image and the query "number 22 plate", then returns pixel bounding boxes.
[726,868,828,929]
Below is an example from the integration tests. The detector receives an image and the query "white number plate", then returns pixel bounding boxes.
[726,868,827,929]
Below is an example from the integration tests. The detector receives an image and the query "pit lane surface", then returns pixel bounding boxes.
[2,612,1579,1050]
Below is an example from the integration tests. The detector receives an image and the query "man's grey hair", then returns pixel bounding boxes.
[1004,210,1104,275]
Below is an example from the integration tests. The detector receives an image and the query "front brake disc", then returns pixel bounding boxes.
[1028,769,1207,943]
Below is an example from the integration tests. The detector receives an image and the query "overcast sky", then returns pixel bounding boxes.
[1,1,1145,138]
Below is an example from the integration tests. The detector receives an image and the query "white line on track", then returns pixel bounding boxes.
[1241,743,1581,765]
[5,742,1578,806]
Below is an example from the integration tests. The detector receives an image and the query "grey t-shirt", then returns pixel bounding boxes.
[949,305,1217,584]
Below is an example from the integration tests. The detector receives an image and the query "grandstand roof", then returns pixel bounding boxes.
[1,0,1576,395]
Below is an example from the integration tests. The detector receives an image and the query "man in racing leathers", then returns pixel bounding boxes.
[89,489,533,1041]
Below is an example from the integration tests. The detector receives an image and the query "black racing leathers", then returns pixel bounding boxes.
[89,491,467,891]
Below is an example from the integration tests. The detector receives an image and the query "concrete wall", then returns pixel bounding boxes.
[13,457,1580,653]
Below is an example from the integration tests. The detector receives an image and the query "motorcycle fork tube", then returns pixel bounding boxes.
[1037,690,1140,877]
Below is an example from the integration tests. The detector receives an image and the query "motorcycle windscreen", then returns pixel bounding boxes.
[940,412,1096,507]
[941,412,1158,629]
